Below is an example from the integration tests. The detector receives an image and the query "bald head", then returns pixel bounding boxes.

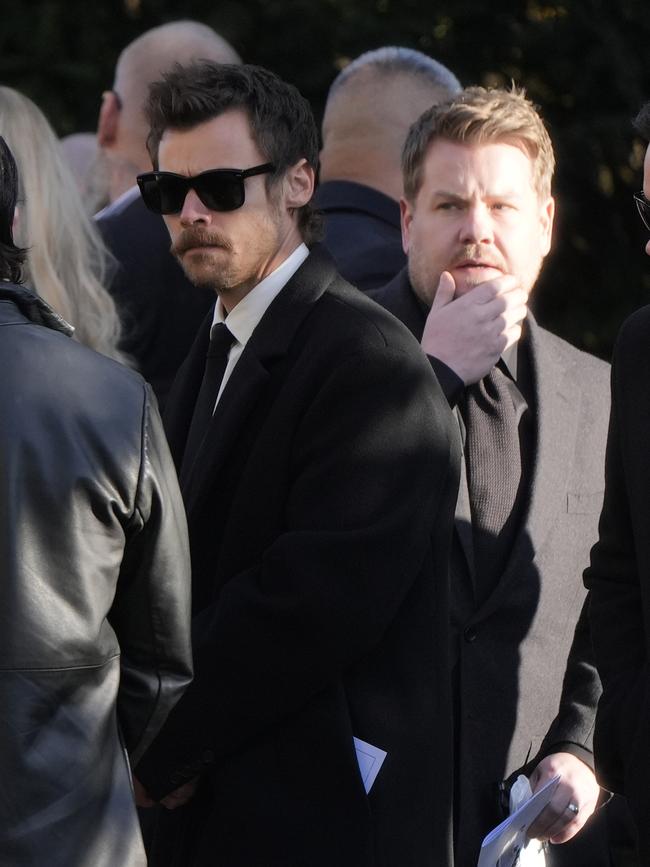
[321,47,461,200]
[99,19,241,201]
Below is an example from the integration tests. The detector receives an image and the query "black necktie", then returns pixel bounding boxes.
[182,322,234,470]
[462,364,526,601]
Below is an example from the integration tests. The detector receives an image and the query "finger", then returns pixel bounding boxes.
[459,274,520,305]
[464,289,527,324]
[489,305,528,339]
[431,270,456,309]
[544,809,586,843]
[528,799,584,842]
[503,323,523,350]
[161,792,191,810]
[132,777,156,808]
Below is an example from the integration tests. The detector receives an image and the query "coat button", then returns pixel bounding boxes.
[463,625,478,643]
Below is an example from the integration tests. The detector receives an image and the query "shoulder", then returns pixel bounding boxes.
[536,324,610,385]
[316,273,425,361]
[614,305,650,361]
[16,320,148,406]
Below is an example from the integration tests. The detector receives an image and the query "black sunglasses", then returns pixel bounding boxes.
[634,191,650,231]
[137,163,275,215]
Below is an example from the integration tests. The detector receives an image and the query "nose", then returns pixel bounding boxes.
[459,202,494,245]
[646,238,650,257]
[179,187,211,226]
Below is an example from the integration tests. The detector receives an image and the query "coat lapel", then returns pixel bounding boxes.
[163,308,215,470]
[519,319,580,565]
[179,245,340,517]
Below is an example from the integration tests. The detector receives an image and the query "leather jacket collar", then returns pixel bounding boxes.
[0,281,74,336]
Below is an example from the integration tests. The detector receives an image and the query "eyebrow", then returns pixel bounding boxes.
[431,190,523,201]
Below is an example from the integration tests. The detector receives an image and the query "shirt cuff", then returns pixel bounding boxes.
[428,356,464,407]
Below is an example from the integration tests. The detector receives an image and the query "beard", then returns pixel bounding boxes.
[409,243,509,305]
[171,227,236,292]
[170,202,286,303]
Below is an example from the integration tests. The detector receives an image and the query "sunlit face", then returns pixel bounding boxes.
[401,139,555,305]
[643,143,650,257]
[159,108,299,311]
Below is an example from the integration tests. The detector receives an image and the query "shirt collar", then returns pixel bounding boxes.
[94,184,140,220]
[501,341,518,381]
[211,243,309,346]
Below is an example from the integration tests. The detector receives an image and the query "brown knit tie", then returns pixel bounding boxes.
[462,364,524,601]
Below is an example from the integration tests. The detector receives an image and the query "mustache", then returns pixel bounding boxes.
[171,228,233,257]
[449,245,503,269]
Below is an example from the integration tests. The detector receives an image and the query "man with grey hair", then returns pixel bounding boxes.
[96,20,241,407]
[98,19,241,203]
[315,46,461,291]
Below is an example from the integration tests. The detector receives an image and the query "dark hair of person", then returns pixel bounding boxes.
[145,62,322,243]
[0,135,26,283]
[633,101,650,141]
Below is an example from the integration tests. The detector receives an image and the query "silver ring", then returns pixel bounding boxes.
[566,802,580,816]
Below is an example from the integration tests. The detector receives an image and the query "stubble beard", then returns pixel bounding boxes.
[171,227,237,294]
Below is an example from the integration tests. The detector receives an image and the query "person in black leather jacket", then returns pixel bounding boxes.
[0,135,193,867]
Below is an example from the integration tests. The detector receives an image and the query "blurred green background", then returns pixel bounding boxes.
[2,0,649,359]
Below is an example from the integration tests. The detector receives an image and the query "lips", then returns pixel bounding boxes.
[455,259,501,270]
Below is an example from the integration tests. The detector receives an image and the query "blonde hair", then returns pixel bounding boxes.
[402,86,555,202]
[0,86,129,364]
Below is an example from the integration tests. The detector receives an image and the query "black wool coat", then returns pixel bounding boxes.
[135,246,461,867]
[586,304,650,863]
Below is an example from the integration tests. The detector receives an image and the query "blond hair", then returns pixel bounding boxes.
[0,86,129,364]
[402,86,555,202]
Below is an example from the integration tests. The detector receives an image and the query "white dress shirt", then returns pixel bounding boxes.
[210,243,309,409]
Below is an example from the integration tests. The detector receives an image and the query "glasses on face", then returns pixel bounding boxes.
[137,163,275,215]
[634,191,650,231]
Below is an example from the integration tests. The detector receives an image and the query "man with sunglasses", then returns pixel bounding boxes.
[586,101,650,862]
[132,61,461,867]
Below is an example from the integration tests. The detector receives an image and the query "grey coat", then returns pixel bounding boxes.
[372,270,612,866]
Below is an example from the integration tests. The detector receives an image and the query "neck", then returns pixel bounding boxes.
[319,146,402,201]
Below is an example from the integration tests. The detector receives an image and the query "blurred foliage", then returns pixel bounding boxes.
[1,0,649,358]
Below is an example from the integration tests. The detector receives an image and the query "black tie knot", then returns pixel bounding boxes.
[206,322,234,358]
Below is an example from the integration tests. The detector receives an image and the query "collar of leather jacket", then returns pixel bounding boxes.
[0,281,74,336]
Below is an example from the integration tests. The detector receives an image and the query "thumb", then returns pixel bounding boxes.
[432,270,456,309]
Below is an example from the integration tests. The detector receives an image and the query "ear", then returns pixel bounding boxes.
[284,158,315,210]
[400,196,414,255]
[97,90,121,148]
[539,195,555,257]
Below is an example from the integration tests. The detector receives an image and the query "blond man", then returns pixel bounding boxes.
[371,88,628,866]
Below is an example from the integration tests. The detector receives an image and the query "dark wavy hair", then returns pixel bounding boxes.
[145,62,322,243]
[0,135,26,283]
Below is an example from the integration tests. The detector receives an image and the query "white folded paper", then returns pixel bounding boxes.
[477,774,561,867]
[354,737,387,794]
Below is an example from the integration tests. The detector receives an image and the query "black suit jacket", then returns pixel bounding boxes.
[136,247,461,867]
[586,305,650,861]
[314,180,406,291]
[372,270,614,867]
[97,193,214,409]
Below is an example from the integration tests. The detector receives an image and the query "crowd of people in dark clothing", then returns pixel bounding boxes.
[2,17,650,867]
